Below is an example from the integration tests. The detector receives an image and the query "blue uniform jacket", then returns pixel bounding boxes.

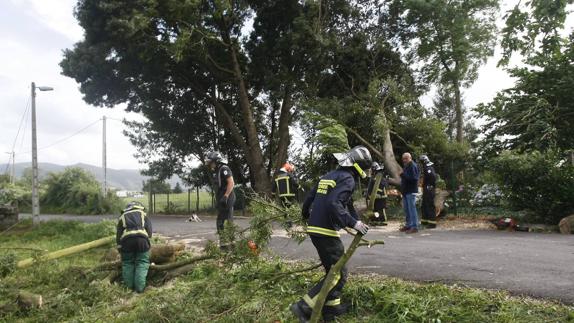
[302,168,359,237]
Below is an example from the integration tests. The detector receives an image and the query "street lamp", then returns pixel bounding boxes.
[31,82,53,218]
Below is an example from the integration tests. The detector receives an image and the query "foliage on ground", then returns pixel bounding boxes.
[1,220,573,322]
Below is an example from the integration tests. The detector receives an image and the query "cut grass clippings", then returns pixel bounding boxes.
[1,220,573,322]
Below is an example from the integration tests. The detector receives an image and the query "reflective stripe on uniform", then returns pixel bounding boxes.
[317,179,336,194]
[325,298,341,306]
[307,226,340,237]
[275,176,295,197]
[120,210,148,239]
[302,272,342,307]
[121,229,149,239]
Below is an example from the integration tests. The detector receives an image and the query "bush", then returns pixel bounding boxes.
[40,167,123,215]
[489,150,574,224]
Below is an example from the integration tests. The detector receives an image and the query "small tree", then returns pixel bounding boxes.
[172,183,183,194]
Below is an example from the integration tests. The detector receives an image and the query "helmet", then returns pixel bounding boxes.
[282,162,295,173]
[371,162,383,172]
[333,145,372,178]
[205,151,227,164]
[125,201,145,211]
[418,154,434,166]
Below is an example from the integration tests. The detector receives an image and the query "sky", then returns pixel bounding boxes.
[0,0,572,171]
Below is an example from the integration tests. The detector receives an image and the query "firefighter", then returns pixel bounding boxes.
[116,201,152,293]
[366,162,388,226]
[272,162,300,206]
[205,151,236,247]
[419,155,437,228]
[290,146,372,322]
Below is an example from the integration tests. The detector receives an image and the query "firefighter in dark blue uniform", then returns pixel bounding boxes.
[419,155,437,228]
[272,162,300,206]
[291,146,372,322]
[366,162,388,225]
[116,201,152,293]
[205,151,235,247]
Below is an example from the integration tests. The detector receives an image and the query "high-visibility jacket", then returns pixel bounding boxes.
[116,207,152,245]
[302,168,359,237]
[273,170,299,201]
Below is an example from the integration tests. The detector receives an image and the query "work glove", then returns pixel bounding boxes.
[353,221,369,235]
[219,196,228,207]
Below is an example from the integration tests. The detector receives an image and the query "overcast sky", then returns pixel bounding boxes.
[0,0,571,171]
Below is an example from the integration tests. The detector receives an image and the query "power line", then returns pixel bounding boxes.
[4,96,30,174]
[16,119,101,155]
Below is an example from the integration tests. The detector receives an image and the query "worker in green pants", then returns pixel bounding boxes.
[116,201,153,293]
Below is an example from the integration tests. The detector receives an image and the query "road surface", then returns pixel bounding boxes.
[24,214,574,304]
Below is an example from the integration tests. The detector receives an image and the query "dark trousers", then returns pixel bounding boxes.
[298,235,347,317]
[216,194,235,235]
[421,188,436,226]
[373,198,388,224]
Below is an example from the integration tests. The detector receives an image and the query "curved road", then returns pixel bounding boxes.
[28,214,574,304]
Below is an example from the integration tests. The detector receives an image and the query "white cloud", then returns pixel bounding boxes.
[0,0,145,170]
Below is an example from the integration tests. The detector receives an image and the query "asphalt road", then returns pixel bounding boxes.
[25,214,574,304]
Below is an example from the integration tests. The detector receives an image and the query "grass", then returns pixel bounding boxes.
[1,221,573,322]
[121,192,215,214]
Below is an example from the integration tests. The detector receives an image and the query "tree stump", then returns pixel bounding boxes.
[559,215,574,234]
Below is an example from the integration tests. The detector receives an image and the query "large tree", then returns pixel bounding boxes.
[61,0,353,192]
[389,0,499,143]
[477,0,574,155]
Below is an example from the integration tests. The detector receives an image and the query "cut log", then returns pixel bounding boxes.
[17,236,115,268]
[559,215,574,234]
[150,244,185,264]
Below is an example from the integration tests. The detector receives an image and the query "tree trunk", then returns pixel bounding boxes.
[229,42,271,193]
[267,103,279,175]
[344,122,402,186]
[381,126,403,186]
[453,79,464,143]
[17,236,115,268]
[275,85,293,170]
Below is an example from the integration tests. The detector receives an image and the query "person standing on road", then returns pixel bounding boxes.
[205,151,236,248]
[400,152,420,233]
[419,155,437,229]
[116,201,152,293]
[272,162,300,207]
[366,162,389,226]
[290,146,372,322]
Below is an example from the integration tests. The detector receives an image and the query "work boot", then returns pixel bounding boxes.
[405,228,418,234]
[290,302,310,323]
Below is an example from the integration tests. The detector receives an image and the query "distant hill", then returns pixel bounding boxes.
[0,162,184,191]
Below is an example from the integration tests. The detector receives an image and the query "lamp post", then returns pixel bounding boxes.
[31,82,53,218]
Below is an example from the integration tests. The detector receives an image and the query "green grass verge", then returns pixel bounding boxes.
[1,221,573,322]
[121,192,214,214]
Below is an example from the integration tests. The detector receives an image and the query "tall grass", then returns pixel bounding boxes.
[1,221,572,322]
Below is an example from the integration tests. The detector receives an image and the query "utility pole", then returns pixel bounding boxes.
[31,82,39,218]
[31,82,53,218]
[102,115,107,196]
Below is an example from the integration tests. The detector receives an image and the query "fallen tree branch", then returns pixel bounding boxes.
[150,254,214,272]
[262,263,322,286]
[17,236,115,269]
